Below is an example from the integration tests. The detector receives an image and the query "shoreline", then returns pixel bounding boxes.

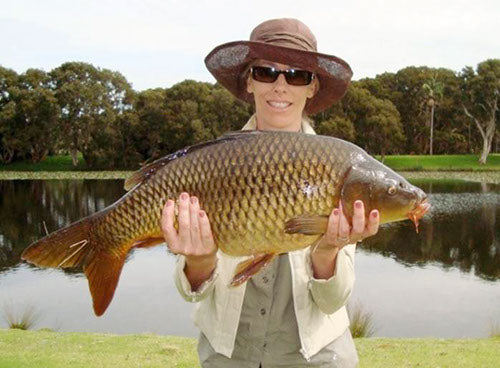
[0,170,498,184]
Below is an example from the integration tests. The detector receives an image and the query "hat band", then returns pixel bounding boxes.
[255,32,316,52]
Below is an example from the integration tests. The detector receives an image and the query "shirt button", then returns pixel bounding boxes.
[260,308,266,316]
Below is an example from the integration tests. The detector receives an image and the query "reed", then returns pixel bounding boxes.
[489,320,500,338]
[348,301,376,338]
[2,303,40,330]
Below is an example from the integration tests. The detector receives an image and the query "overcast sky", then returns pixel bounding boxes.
[2,0,498,90]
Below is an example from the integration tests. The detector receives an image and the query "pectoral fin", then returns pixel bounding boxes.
[230,253,277,287]
[284,215,329,235]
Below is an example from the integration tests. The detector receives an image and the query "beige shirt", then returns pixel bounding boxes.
[197,254,359,367]
[174,116,356,361]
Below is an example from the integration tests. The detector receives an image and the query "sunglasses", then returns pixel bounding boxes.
[250,66,314,86]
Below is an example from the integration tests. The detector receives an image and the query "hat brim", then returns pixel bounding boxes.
[205,41,353,115]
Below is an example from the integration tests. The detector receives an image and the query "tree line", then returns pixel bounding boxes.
[0,59,498,169]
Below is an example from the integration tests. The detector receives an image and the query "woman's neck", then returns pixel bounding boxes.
[255,115,302,132]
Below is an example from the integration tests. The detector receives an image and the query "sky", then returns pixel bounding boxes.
[2,0,499,91]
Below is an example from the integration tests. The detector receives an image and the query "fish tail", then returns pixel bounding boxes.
[21,211,129,316]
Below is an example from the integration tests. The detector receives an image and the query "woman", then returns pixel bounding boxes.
[161,18,380,367]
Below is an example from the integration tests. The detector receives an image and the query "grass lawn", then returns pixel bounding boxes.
[379,153,500,171]
[1,154,499,172]
[0,329,499,368]
[0,155,88,172]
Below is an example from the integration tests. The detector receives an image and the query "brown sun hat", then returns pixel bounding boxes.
[204,18,353,115]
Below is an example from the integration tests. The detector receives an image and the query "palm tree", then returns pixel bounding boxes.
[422,75,444,155]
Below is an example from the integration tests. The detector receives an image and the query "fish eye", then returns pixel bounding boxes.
[387,185,397,195]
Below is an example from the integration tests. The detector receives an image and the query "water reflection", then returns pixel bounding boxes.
[0,179,498,280]
[0,180,125,273]
[361,180,499,281]
[0,178,498,338]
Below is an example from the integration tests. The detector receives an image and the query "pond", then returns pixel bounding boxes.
[0,178,498,338]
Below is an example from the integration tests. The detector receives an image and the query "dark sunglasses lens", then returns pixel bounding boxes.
[251,67,313,85]
[285,70,313,86]
[252,67,279,83]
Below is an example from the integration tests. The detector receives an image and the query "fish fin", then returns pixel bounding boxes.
[22,218,93,268]
[124,131,260,191]
[230,253,277,287]
[133,236,165,249]
[124,157,172,191]
[22,210,130,317]
[84,250,127,316]
[284,215,330,235]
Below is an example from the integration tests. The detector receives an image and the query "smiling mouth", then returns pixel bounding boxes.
[267,101,292,109]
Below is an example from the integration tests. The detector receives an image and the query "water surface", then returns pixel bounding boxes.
[0,179,498,338]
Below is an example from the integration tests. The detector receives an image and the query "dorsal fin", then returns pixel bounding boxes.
[123,130,262,191]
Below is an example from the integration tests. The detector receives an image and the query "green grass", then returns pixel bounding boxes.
[378,154,500,171]
[0,155,88,172]
[1,154,499,172]
[0,330,499,368]
[0,329,198,368]
[357,337,500,368]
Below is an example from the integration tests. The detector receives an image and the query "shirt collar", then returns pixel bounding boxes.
[242,114,316,135]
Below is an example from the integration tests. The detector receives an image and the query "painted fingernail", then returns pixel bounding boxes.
[355,201,362,209]
[166,200,173,207]
[199,211,205,218]
[372,211,378,218]
[190,196,197,204]
[180,193,188,200]
[333,209,339,216]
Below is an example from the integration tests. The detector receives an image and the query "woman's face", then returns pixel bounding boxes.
[246,60,317,132]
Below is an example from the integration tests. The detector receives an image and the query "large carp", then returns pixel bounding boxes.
[22,131,429,316]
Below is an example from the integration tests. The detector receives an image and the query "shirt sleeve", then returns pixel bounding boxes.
[173,255,218,303]
[307,243,356,315]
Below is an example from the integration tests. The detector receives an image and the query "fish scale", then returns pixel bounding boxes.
[21,130,429,316]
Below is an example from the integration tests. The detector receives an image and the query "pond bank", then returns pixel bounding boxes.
[0,170,499,184]
[0,329,498,368]
[400,170,500,184]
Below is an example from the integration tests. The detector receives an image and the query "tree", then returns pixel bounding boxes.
[422,74,444,155]
[315,116,355,142]
[359,67,461,154]
[342,85,405,158]
[460,59,499,164]
[133,88,170,161]
[49,62,134,167]
[15,69,59,162]
[0,66,19,163]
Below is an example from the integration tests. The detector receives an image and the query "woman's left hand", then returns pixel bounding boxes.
[311,200,379,279]
[314,200,379,253]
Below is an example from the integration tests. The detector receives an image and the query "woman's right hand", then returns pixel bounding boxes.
[161,192,217,290]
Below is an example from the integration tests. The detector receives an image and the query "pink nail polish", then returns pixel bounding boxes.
[180,193,188,200]
[372,211,378,218]
[199,211,205,218]
[190,196,197,204]
[355,201,362,209]
[166,200,173,207]
[333,209,339,216]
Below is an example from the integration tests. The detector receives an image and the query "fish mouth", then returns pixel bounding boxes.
[407,200,431,233]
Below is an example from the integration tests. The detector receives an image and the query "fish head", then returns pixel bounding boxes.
[340,165,430,231]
